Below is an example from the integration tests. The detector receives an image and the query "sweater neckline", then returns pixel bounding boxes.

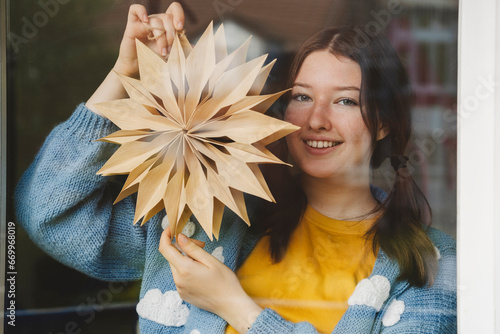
[303,205,377,235]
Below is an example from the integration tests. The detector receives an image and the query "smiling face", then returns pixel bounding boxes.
[285,50,376,183]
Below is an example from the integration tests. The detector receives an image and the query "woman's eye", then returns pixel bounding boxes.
[338,98,358,106]
[292,94,311,102]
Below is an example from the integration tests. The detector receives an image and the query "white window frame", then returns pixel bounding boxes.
[457,0,500,332]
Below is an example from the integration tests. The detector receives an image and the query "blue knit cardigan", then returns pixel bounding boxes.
[15,104,457,333]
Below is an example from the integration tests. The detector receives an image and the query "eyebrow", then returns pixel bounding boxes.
[293,82,360,91]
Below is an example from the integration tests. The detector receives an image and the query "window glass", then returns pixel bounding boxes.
[6,1,457,332]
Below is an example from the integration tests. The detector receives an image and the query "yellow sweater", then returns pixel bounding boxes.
[226,205,377,334]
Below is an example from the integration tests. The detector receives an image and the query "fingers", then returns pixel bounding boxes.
[158,14,176,55]
[152,1,186,56]
[148,16,169,56]
[191,238,206,249]
[126,3,185,57]
[159,227,189,269]
[159,228,207,266]
[166,2,185,30]
[177,233,213,264]
[128,4,149,24]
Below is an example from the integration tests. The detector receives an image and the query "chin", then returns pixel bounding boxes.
[298,163,341,180]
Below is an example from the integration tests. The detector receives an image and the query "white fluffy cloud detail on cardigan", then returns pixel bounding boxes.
[211,246,225,263]
[434,246,441,260]
[161,216,196,238]
[382,298,405,326]
[161,215,169,230]
[347,275,390,311]
[136,289,189,327]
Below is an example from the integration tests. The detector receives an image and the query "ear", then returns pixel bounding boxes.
[376,124,389,141]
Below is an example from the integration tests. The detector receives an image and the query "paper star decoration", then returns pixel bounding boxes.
[94,22,298,240]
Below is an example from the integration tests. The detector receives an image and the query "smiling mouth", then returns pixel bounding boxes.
[305,140,342,148]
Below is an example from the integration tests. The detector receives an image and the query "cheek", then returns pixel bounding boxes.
[284,105,305,126]
[284,110,301,153]
[284,108,305,146]
[347,119,373,152]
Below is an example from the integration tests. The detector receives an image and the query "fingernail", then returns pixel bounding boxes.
[167,45,172,54]
[142,14,149,22]
[177,22,183,29]
[162,47,168,56]
[178,233,188,244]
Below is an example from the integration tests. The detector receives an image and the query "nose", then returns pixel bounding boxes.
[306,101,331,131]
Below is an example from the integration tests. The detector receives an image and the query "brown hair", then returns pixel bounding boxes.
[255,26,437,287]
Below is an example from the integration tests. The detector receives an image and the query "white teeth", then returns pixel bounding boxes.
[306,140,338,148]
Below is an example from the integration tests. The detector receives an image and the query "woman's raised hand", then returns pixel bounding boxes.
[113,2,185,77]
[86,2,185,115]
[159,228,263,334]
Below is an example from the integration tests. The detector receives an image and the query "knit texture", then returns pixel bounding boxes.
[15,104,457,333]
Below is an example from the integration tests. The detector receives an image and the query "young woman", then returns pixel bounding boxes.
[15,2,456,333]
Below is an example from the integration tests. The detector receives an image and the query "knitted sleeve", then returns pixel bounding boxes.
[15,103,147,281]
